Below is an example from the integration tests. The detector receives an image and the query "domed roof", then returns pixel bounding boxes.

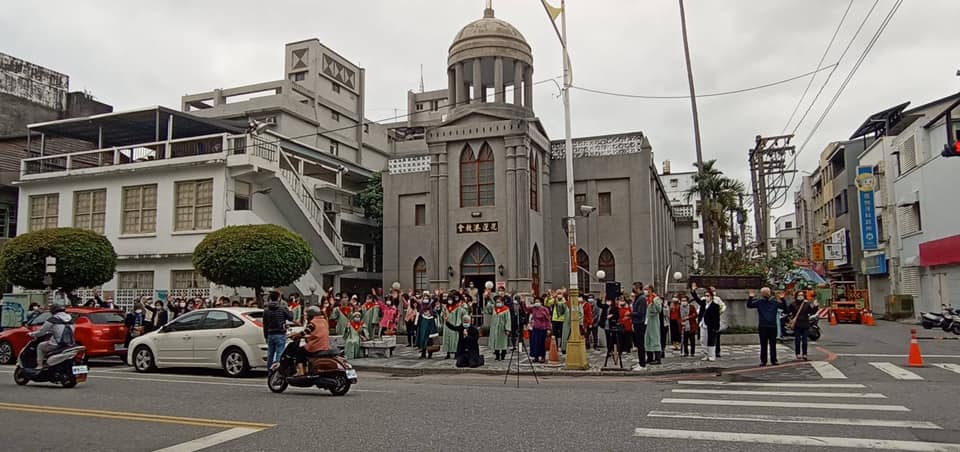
[448,7,532,67]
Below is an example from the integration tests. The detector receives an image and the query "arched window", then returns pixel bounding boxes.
[577,249,590,293]
[461,242,496,276]
[531,245,541,296]
[413,257,428,293]
[460,143,495,207]
[598,248,616,283]
[530,151,538,212]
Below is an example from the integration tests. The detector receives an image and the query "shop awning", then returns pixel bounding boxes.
[919,234,960,267]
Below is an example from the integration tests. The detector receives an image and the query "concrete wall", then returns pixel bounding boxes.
[0,93,59,137]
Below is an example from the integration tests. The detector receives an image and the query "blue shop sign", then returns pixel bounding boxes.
[856,166,880,250]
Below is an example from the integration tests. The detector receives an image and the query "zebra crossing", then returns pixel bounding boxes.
[634,379,959,451]
[809,360,960,380]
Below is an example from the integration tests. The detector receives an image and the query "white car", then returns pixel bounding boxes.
[129,307,268,377]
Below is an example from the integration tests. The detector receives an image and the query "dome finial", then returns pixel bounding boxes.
[484,0,494,18]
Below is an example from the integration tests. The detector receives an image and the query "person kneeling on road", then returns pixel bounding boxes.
[292,306,331,376]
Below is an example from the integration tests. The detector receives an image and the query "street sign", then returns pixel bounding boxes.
[812,243,825,262]
[857,166,880,250]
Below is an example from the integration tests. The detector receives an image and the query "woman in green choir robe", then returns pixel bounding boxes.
[485,295,512,361]
[441,292,469,359]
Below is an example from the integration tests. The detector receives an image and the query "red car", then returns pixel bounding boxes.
[0,307,128,365]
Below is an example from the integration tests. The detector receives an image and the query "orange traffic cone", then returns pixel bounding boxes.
[866,311,876,326]
[547,334,561,365]
[829,310,838,326]
[908,328,924,367]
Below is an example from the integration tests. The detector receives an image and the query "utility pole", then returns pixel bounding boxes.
[738,193,747,250]
[748,135,795,256]
[678,0,711,272]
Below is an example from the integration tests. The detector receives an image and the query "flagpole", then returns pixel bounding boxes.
[556,0,588,370]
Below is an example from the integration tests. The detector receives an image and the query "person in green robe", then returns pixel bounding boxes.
[343,312,365,359]
[485,295,512,360]
[644,285,663,365]
[441,292,469,359]
[561,296,583,354]
[415,304,438,359]
[361,295,381,339]
[330,303,354,337]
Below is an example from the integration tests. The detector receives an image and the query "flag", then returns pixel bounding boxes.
[542,0,564,22]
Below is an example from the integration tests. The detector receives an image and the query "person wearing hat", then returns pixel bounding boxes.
[343,311,365,359]
[29,302,75,368]
[292,306,330,375]
[441,291,469,360]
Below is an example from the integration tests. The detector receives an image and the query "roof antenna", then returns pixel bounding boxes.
[419,64,425,93]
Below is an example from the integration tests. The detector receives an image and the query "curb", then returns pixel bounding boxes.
[350,363,736,378]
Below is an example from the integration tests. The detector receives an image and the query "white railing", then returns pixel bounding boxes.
[277,151,343,262]
[21,133,232,177]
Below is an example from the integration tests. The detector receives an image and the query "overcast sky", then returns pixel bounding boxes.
[3,0,958,218]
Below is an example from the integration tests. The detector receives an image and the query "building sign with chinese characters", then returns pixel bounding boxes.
[549,132,646,160]
[856,166,880,250]
[457,222,498,233]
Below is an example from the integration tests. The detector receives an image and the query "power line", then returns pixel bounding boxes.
[775,0,902,209]
[569,64,837,100]
[782,0,855,134]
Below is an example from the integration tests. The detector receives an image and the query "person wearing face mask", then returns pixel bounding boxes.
[485,295,512,361]
[669,295,682,351]
[124,301,147,349]
[415,301,439,359]
[523,297,551,363]
[788,290,817,360]
[379,296,399,337]
[143,298,168,331]
[630,289,648,370]
[441,292,469,360]
[361,295,381,339]
[445,315,482,368]
[643,285,664,365]
[343,311,365,359]
[617,296,634,355]
[678,294,698,357]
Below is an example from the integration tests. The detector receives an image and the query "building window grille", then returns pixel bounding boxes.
[29,194,59,231]
[460,143,495,207]
[171,270,209,290]
[74,189,106,234]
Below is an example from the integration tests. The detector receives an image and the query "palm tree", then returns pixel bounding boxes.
[685,160,746,274]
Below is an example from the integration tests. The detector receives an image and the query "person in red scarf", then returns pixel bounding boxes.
[330,297,354,337]
[343,311,365,359]
[618,296,634,354]
[669,295,682,351]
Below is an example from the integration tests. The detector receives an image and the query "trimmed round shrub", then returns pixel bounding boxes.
[193,224,312,290]
[0,228,117,291]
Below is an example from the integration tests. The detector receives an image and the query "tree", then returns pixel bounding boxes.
[357,171,383,271]
[0,228,117,296]
[193,225,312,303]
[685,160,746,274]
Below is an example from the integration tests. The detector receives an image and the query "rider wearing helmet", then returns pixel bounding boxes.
[28,303,75,368]
[294,306,331,375]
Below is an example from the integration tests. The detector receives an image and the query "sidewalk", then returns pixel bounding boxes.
[348,340,796,377]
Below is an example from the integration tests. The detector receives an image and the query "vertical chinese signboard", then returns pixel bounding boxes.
[856,166,879,251]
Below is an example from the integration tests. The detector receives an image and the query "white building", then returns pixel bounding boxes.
[849,92,960,315]
[18,106,374,308]
[660,161,704,265]
[773,212,800,252]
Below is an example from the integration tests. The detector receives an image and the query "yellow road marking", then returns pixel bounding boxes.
[0,402,274,430]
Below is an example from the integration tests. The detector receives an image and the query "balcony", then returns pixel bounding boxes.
[20,133,234,181]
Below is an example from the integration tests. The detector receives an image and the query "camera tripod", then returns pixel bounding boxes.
[503,340,539,387]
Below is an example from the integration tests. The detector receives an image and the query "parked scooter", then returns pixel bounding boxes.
[267,328,357,396]
[13,338,87,388]
[779,312,822,342]
[921,311,945,330]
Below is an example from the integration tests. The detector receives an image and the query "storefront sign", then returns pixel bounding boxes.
[857,166,880,250]
[456,222,498,233]
[812,243,825,262]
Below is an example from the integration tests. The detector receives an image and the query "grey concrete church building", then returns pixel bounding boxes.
[381,5,686,295]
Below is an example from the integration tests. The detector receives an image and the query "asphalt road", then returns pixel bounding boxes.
[0,320,958,452]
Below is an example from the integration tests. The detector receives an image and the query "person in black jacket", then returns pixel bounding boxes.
[446,316,482,368]
[630,289,647,370]
[262,291,292,369]
[747,287,788,366]
[788,292,817,360]
[143,300,169,332]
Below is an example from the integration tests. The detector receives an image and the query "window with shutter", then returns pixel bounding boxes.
[900,267,920,298]
[897,202,921,236]
[899,136,917,174]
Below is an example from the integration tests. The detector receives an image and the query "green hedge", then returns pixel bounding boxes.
[193,224,312,290]
[0,228,117,291]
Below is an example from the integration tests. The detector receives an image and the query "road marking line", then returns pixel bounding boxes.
[671,389,886,399]
[869,362,924,380]
[0,370,388,393]
[0,402,274,429]
[646,411,941,429]
[676,380,865,388]
[931,363,960,375]
[152,427,262,452]
[810,361,848,379]
[839,354,960,358]
[632,428,959,451]
[660,398,910,412]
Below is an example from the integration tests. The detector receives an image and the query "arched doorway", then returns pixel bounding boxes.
[413,257,428,293]
[531,245,541,296]
[461,242,496,291]
[599,248,616,283]
[577,249,590,293]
